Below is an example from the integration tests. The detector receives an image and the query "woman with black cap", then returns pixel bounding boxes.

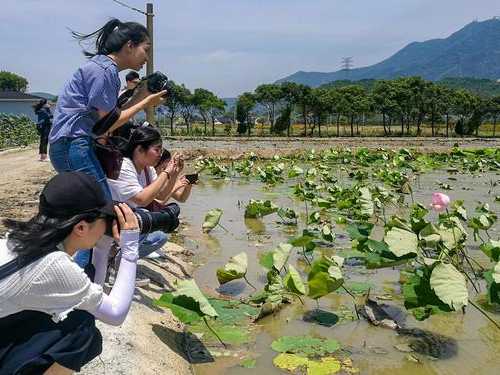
[0,171,140,374]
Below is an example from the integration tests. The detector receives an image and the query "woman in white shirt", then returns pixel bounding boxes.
[108,126,188,259]
[0,172,140,374]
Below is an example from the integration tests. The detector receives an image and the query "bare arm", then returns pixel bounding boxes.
[155,177,193,204]
[129,170,170,207]
[97,90,166,134]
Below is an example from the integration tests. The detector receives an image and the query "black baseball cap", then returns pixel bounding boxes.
[39,172,116,219]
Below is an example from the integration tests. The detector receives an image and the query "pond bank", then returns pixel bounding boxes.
[164,136,500,159]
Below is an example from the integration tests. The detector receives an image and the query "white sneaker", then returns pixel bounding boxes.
[145,251,162,259]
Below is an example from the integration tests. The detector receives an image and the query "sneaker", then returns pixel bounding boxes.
[145,251,162,259]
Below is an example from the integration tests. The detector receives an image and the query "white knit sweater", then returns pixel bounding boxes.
[0,239,103,322]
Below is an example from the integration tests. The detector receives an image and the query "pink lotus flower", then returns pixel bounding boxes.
[430,192,450,212]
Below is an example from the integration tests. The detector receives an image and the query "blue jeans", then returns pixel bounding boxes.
[50,136,112,268]
[49,136,112,200]
[139,231,168,258]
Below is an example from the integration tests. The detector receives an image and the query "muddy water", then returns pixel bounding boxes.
[175,169,500,375]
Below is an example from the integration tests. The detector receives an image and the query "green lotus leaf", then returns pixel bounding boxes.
[156,279,218,323]
[384,227,418,257]
[259,251,274,270]
[358,187,374,216]
[284,265,306,295]
[216,252,248,285]
[480,240,500,262]
[321,224,335,242]
[202,208,223,233]
[244,199,279,218]
[272,243,293,271]
[271,335,341,357]
[430,262,468,311]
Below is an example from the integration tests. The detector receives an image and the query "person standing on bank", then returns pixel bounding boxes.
[33,98,53,161]
[0,172,140,375]
[48,19,166,268]
[49,18,166,200]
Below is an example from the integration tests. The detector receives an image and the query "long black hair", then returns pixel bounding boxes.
[71,18,149,58]
[122,126,162,159]
[33,98,47,113]
[4,212,101,257]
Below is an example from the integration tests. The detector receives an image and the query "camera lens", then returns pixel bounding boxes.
[105,203,180,237]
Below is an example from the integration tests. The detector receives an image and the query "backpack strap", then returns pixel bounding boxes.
[0,253,47,281]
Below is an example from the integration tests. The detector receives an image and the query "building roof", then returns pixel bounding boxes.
[0,91,43,101]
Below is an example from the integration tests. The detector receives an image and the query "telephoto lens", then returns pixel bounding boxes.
[105,203,180,236]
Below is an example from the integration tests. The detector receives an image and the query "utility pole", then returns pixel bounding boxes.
[145,2,155,123]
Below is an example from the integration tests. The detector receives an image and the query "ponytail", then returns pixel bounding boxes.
[70,18,149,58]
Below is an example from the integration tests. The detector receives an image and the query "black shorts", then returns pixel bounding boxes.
[0,309,102,374]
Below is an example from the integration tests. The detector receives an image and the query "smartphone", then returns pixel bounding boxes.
[184,173,199,184]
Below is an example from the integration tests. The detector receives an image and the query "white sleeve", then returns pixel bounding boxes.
[19,253,104,323]
[111,158,143,202]
[92,235,114,286]
[148,166,158,181]
[92,229,139,326]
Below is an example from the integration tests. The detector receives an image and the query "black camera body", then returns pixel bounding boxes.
[105,202,180,237]
[145,71,171,96]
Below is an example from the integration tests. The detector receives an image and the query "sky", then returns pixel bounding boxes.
[1,0,499,97]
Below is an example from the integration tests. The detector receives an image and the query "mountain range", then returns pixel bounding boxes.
[277,18,500,87]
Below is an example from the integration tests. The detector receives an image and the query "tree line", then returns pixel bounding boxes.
[233,77,500,137]
[2,69,499,137]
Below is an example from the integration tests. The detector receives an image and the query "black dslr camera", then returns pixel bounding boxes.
[145,71,171,96]
[105,202,180,237]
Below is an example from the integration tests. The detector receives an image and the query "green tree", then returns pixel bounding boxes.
[0,71,28,92]
[294,84,312,136]
[193,88,216,135]
[254,84,283,134]
[178,86,196,134]
[452,89,480,135]
[279,82,301,136]
[336,85,368,137]
[308,88,333,137]
[372,80,400,135]
[163,81,184,135]
[208,97,226,136]
[488,96,500,136]
[235,92,255,136]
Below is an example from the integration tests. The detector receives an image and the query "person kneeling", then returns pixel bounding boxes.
[0,172,140,374]
[108,126,183,264]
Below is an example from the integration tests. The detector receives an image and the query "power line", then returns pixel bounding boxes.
[341,57,353,71]
[110,0,147,15]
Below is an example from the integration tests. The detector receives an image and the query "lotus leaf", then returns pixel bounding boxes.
[216,252,248,285]
[284,265,306,295]
[430,262,468,311]
[202,208,223,233]
[271,335,341,357]
[384,227,418,257]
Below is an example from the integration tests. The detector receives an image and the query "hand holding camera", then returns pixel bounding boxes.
[144,90,167,108]
[164,152,184,178]
[111,203,139,242]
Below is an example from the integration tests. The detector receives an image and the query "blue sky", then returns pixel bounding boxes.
[1,0,498,97]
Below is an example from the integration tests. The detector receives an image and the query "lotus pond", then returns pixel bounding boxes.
[155,147,500,375]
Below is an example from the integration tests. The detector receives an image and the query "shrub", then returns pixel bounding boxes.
[0,114,38,149]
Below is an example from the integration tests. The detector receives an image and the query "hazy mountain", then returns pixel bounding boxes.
[277,18,500,87]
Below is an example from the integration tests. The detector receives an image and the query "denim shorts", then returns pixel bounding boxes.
[49,136,112,200]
